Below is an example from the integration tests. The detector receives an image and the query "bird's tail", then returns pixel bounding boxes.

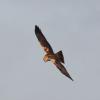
[56,50,65,63]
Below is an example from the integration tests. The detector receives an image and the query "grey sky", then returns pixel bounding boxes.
[0,0,100,100]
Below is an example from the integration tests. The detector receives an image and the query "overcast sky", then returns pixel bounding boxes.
[0,0,100,100]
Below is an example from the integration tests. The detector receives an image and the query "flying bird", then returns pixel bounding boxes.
[35,25,73,81]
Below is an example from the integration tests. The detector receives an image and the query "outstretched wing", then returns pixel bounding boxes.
[54,61,73,81]
[35,25,54,54]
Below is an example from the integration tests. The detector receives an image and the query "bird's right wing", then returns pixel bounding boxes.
[35,25,54,54]
[54,61,73,81]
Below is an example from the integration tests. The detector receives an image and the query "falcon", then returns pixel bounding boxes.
[35,25,73,81]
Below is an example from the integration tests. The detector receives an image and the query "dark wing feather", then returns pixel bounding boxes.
[35,25,54,54]
[54,61,73,81]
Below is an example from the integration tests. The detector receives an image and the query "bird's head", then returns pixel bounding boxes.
[43,54,50,62]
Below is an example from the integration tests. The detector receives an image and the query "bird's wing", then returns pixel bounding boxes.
[35,25,54,54]
[54,61,73,81]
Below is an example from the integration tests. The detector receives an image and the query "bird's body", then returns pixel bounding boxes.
[35,25,73,81]
[43,53,58,63]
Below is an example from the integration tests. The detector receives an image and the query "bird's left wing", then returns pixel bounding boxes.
[35,25,54,54]
[54,61,73,81]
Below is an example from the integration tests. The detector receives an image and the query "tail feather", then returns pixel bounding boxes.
[56,50,65,63]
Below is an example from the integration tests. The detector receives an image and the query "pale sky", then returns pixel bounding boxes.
[0,0,100,100]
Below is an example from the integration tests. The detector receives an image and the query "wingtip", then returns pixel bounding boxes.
[70,78,74,81]
[66,74,74,81]
[35,25,38,28]
[68,76,74,81]
[35,25,41,33]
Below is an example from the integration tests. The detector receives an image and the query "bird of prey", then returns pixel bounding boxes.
[35,25,73,81]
